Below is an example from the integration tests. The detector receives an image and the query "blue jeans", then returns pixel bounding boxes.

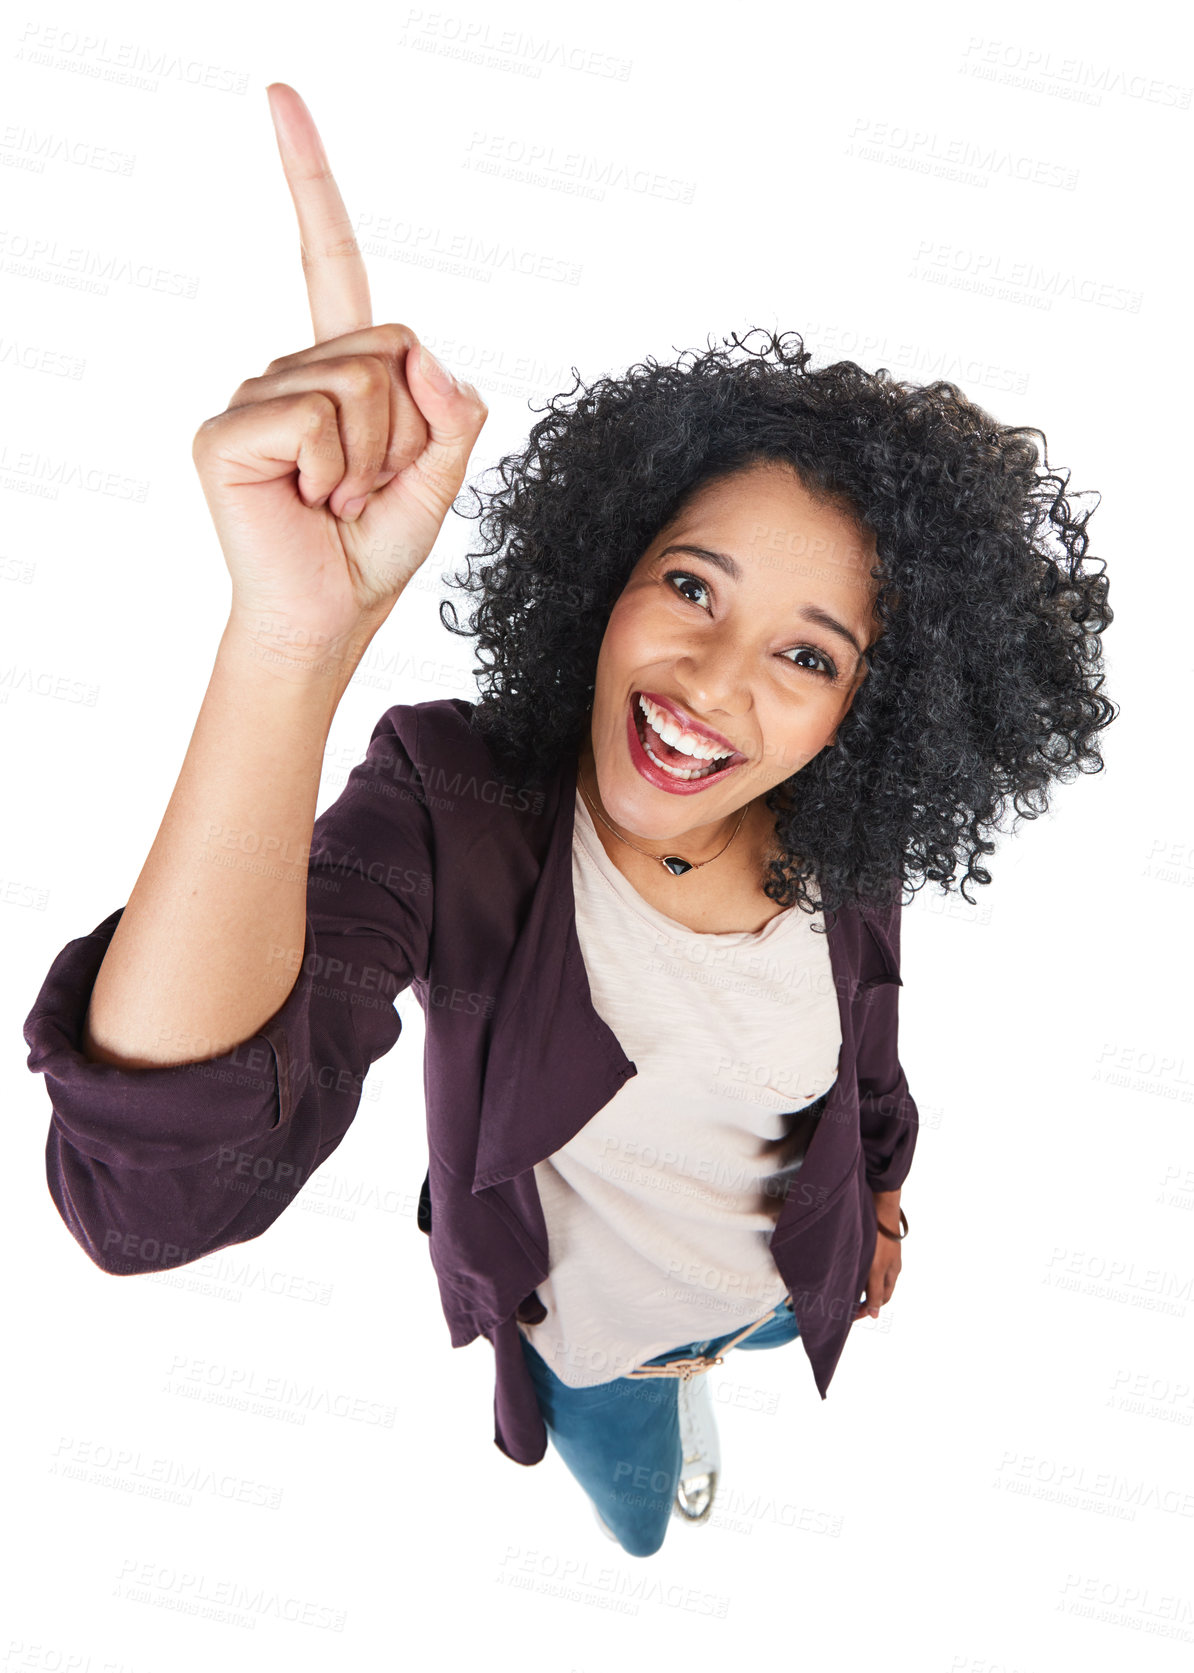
[519,1297,800,1557]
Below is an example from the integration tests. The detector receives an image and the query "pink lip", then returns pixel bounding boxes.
[636,690,745,760]
[625,691,748,796]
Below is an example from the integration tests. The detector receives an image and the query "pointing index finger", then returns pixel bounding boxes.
[266,82,372,345]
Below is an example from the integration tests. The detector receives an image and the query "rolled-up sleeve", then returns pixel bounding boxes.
[854,895,919,1195]
[23,704,433,1276]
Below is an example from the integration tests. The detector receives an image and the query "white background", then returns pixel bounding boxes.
[4,0,1192,1668]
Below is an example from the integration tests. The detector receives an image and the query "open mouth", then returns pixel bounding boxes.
[628,691,746,789]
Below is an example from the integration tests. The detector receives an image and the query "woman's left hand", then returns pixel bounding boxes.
[852,1193,903,1321]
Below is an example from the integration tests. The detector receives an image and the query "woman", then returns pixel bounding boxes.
[23,84,1116,1560]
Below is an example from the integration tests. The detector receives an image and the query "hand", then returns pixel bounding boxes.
[852,1195,904,1322]
[191,82,489,671]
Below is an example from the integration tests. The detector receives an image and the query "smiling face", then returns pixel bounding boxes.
[577,459,883,862]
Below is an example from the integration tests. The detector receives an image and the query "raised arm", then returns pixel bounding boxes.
[25,82,485,1275]
[84,81,486,1070]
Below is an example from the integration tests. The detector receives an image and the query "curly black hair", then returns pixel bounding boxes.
[438,327,1116,921]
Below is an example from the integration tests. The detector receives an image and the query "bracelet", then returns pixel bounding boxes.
[875,1207,909,1242]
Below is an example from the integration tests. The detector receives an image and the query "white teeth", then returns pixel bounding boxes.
[637,693,730,761]
[642,738,724,780]
[634,693,734,781]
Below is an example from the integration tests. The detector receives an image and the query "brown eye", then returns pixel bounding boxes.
[783,646,838,680]
[665,570,710,607]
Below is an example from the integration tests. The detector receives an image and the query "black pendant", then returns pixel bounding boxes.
[662,855,693,876]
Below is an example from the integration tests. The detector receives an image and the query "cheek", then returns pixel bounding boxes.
[756,699,839,774]
[597,597,656,677]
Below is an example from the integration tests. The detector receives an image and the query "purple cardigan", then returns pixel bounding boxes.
[23,697,919,1465]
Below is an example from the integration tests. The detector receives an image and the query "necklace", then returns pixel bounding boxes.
[579,762,751,877]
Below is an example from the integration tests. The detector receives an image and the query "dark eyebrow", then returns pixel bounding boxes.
[657,543,867,664]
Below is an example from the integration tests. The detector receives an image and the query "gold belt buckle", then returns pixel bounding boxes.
[668,1352,724,1379]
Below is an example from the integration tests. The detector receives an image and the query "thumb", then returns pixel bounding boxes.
[406,341,488,474]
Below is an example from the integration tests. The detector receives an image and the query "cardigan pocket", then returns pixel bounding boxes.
[769,1140,863,1247]
[417,1167,432,1236]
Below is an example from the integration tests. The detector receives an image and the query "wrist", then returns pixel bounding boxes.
[223,606,382,697]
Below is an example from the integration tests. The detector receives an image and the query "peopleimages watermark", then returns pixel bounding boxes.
[1,122,135,176]
[0,229,199,298]
[1092,1041,1194,1104]
[799,319,1031,396]
[495,1544,729,1617]
[396,10,632,81]
[49,1434,284,1511]
[1157,1161,1194,1215]
[1143,835,1194,888]
[3,1635,149,1670]
[1107,1363,1194,1426]
[0,662,98,704]
[14,22,251,95]
[163,1352,399,1428]
[462,130,695,204]
[355,211,581,287]
[1055,1572,1194,1641]
[0,334,85,378]
[908,239,1142,313]
[408,328,578,406]
[0,873,49,909]
[993,1448,1194,1521]
[1042,1245,1192,1315]
[111,1556,346,1631]
[0,441,149,500]
[958,36,1192,110]
[846,117,1079,191]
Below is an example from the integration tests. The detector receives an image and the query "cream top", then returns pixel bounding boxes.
[516,788,841,1387]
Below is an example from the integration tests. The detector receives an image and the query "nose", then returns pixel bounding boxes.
[672,629,754,722]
